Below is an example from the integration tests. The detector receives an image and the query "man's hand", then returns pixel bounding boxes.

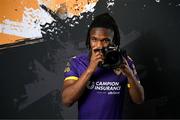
[119,57,134,78]
[88,47,104,73]
[119,57,144,104]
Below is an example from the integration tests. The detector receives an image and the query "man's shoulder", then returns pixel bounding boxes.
[69,51,89,64]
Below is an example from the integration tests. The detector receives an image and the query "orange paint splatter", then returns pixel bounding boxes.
[0,33,24,45]
[0,0,38,23]
[0,0,98,45]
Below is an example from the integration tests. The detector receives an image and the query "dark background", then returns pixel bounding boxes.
[0,0,180,119]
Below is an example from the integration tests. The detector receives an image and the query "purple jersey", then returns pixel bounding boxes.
[64,52,139,119]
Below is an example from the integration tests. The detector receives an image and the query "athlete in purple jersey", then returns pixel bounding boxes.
[62,13,144,119]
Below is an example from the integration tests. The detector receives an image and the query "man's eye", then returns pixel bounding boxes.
[91,38,96,41]
[103,39,111,42]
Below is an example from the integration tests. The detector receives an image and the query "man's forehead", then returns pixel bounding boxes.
[90,27,114,36]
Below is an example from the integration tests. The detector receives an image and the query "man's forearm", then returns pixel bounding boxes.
[62,67,94,106]
[127,75,144,104]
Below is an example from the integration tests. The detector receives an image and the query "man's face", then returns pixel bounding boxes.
[89,27,114,50]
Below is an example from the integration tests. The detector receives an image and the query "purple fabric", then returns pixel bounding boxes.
[64,52,138,119]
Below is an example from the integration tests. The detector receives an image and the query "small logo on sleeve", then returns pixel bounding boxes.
[64,62,70,73]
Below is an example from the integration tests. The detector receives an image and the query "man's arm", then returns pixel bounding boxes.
[127,73,144,104]
[120,57,144,104]
[62,67,94,107]
[61,48,103,107]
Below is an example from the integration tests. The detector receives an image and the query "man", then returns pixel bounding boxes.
[62,13,144,119]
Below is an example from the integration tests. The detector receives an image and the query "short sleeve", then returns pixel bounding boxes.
[64,58,79,81]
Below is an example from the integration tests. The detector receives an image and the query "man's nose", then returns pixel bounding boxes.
[96,40,104,48]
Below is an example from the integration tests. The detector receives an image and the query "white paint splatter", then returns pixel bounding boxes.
[63,2,97,20]
[75,21,79,24]
[79,15,83,20]
[155,0,160,3]
[176,4,180,7]
[106,0,115,10]
[84,2,96,13]
[58,2,97,20]
[58,1,103,28]
[69,24,75,27]
[0,1,99,39]
[0,7,54,38]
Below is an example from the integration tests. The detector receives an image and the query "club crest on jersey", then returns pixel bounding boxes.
[113,68,122,75]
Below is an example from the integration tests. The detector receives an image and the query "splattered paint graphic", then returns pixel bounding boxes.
[0,0,116,112]
[155,0,160,3]
[106,0,115,10]
[0,0,98,45]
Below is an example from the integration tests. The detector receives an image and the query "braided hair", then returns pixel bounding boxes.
[86,13,121,49]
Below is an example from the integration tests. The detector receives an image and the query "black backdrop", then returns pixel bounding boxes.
[0,0,180,119]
